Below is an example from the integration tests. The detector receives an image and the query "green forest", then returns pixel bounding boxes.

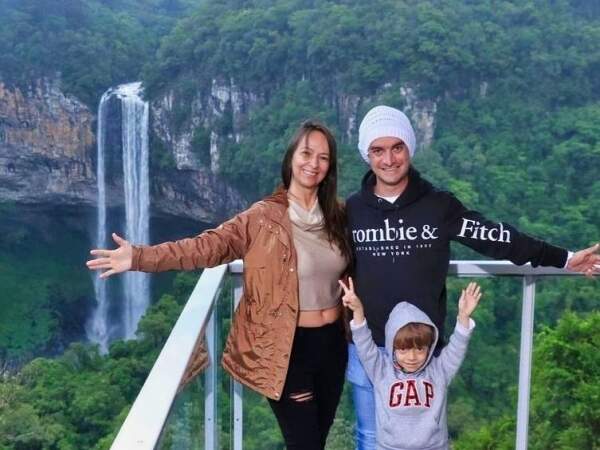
[0,0,599,448]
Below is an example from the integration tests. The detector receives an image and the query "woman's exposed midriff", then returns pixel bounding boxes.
[297,303,342,327]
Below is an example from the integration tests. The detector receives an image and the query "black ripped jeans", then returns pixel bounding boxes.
[268,320,348,450]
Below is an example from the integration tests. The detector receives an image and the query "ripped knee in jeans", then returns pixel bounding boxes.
[289,390,314,402]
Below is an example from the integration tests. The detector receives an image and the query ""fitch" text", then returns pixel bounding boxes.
[457,218,511,243]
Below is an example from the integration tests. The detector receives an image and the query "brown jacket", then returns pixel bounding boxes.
[131,189,310,400]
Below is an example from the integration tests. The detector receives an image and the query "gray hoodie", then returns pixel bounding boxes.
[350,302,475,450]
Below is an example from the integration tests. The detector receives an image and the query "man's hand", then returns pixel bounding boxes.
[457,282,482,328]
[339,277,365,325]
[566,243,600,278]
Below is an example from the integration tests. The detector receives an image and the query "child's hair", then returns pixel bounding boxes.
[393,322,434,350]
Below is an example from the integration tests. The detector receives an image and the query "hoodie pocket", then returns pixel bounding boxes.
[381,411,442,449]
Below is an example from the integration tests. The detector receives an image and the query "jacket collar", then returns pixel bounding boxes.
[263,185,288,208]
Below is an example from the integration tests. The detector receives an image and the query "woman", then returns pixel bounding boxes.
[87,120,351,449]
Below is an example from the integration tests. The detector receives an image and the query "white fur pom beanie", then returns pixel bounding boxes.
[357,105,417,163]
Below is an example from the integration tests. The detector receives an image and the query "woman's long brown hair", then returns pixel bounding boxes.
[281,120,352,261]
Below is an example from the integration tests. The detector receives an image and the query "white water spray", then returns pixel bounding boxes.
[86,90,111,351]
[87,82,150,350]
[119,82,150,340]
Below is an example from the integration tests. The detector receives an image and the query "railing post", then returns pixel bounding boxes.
[205,294,219,450]
[516,275,536,450]
[232,274,244,450]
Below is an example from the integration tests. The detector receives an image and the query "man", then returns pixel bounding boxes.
[345,105,600,450]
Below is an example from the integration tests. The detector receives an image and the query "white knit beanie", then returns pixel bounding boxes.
[357,105,417,164]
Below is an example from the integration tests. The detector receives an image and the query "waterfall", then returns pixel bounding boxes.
[87,82,150,351]
[86,90,111,352]
[119,82,150,340]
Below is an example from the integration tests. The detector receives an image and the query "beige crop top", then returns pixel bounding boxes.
[288,199,347,311]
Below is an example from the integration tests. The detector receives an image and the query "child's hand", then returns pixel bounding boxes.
[458,282,482,328]
[339,277,365,325]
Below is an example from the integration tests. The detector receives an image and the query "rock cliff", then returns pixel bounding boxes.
[0,77,436,223]
[0,78,246,224]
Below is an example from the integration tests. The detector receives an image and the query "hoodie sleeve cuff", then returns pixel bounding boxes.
[350,318,367,330]
[455,318,476,336]
[564,251,574,269]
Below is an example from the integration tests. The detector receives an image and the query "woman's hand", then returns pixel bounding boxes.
[339,277,365,325]
[457,282,482,328]
[86,233,133,279]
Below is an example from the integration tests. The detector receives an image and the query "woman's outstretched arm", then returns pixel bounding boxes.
[86,202,262,278]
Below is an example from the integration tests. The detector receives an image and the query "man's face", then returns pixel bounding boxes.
[368,136,411,191]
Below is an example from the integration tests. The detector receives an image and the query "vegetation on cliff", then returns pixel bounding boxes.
[0,0,195,105]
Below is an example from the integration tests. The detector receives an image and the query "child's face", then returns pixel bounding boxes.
[394,346,429,373]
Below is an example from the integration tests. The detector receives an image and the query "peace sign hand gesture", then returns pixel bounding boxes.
[338,277,365,325]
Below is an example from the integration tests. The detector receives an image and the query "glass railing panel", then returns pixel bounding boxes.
[446,276,524,447]
[111,265,228,450]
[214,277,233,450]
[240,388,283,449]
[525,275,598,450]
[156,375,206,450]
[445,266,592,449]
[155,274,235,450]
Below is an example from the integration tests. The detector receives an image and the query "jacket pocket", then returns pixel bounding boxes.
[243,263,271,312]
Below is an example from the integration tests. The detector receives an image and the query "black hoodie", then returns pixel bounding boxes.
[346,167,567,347]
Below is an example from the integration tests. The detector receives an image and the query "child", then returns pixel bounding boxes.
[339,278,482,450]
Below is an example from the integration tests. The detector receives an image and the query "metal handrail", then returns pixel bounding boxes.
[111,259,580,450]
[448,259,572,276]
